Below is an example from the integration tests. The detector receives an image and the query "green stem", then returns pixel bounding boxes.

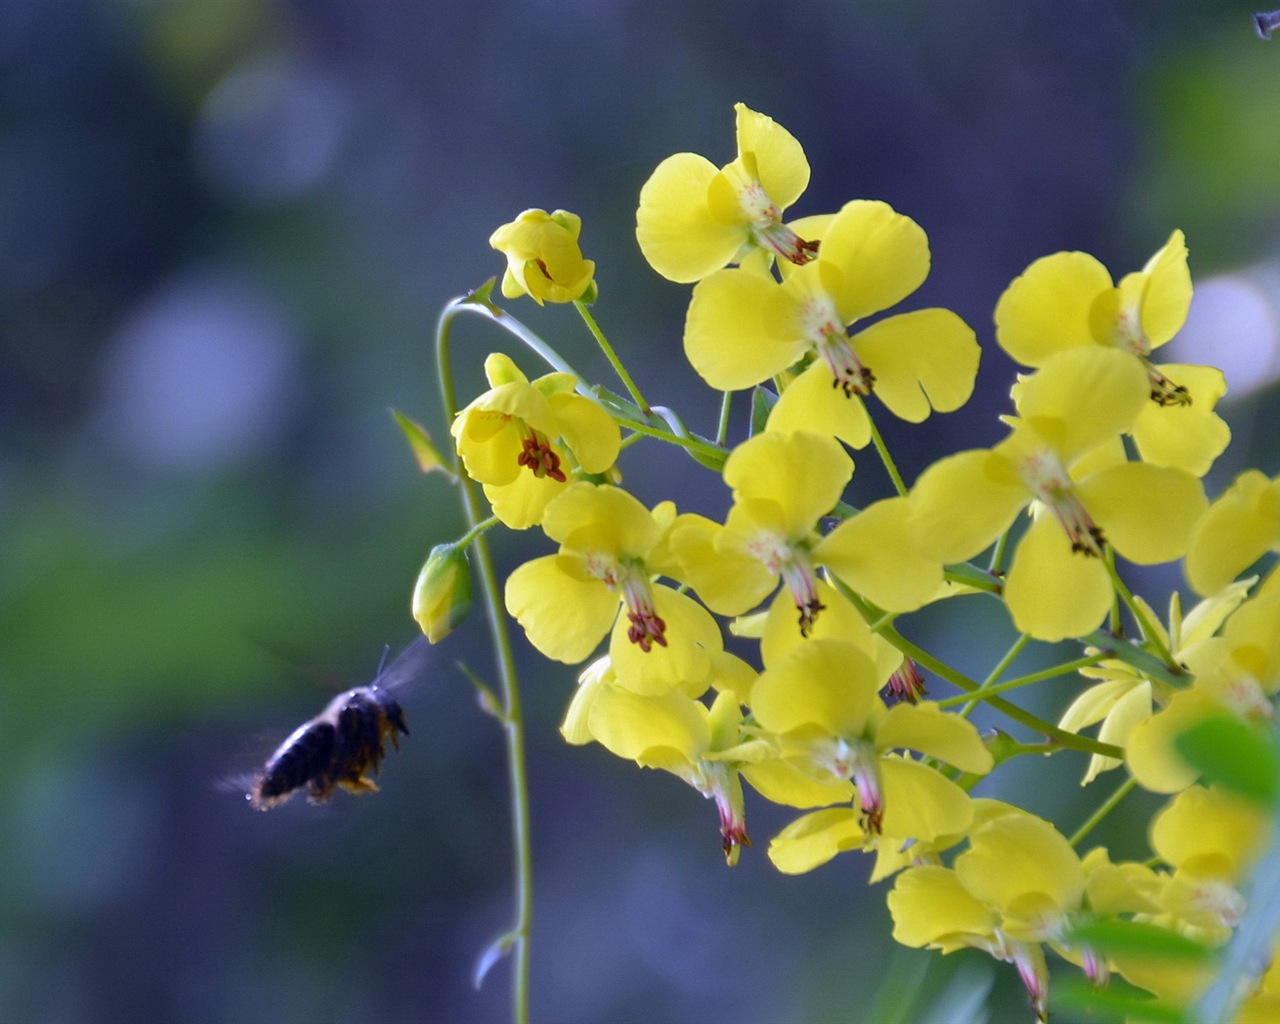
[987,528,1011,575]
[959,633,1030,719]
[1068,773,1137,847]
[574,299,651,414]
[1103,556,1176,669]
[716,390,733,447]
[933,654,1107,709]
[436,295,532,1024]
[866,409,908,497]
[457,515,500,549]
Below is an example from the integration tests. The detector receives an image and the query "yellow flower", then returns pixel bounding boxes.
[563,658,772,865]
[994,230,1229,476]
[489,209,596,304]
[504,483,722,695]
[636,103,816,283]
[910,347,1206,641]
[451,353,620,529]
[749,638,991,838]
[682,200,979,449]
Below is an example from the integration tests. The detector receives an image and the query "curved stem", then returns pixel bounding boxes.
[436,295,532,1024]
[574,299,651,414]
[933,653,1108,709]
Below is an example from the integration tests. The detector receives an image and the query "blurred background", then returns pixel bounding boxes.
[3,1,1280,1021]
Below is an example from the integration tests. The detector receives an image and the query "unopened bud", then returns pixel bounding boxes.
[412,542,472,643]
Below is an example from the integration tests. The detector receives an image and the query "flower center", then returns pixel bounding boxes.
[884,658,927,704]
[1019,448,1105,557]
[807,311,874,397]
[616,566,668,652]
[517,429,567,482]
[1143,359,1192,407]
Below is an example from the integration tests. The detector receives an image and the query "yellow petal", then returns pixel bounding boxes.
[956,814,1085,916]
[482,473,567,531]
[1004,513,1112,642]
[1013,347,1150,463]
[908,449,1029,562]
[666,514,777,616]
[636,152,744,283]
[815,496,944,613]
[766,360,873,448]
[888,865,996,948]
[544,483,662,555]
[767,807,863,875]
[1076,462,1206,565]
[1126,686,1223,793]
[685,267,803,390]
[1129,364,1229,477]
[852,308,980,421]
[548,392,621,474]
[587,683,710,766]
[741,758,853,809]
[733,102,809,211]
[751,638,879,737]
[1139,229,1192,348]
[820,200,930,322]
[1150,784,1269,879]
[723,431,853,537]
[879,757,976,841]
[994,249,1112,365]
[1185,470,1280,596]
[875,703,993,774]
[505,555,617,662]
[759,582,902,681]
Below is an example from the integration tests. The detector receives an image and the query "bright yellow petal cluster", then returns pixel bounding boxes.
[995,231,1229,476]
[451,353,621,529]
[505,482,722,695]
[910,347,1206,641]
[636,103,815,283]
[490,208,596,304]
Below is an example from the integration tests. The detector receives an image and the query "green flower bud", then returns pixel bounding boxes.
[412,542,472,643]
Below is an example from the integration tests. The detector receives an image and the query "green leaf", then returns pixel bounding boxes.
[750,385,778,437]
[1063,918,1214,963]
[391,408,452,475]
[1174,714,1280,805]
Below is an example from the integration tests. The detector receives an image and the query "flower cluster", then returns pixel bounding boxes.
[414,104,1280,1023]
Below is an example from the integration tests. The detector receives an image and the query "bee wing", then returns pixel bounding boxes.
[370,634,432,694]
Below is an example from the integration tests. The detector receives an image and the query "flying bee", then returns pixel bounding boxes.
[247,637,428,810]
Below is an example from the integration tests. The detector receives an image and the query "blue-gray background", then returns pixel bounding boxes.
[4,2,1280,1021]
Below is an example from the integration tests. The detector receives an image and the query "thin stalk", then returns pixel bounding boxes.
[987,528,1011,575]
[437,296,532,1024]
[933,654,1107,709]
[1104,556,1176,668]
[866,410,908,497]
[1068,774,1137,847]
[716,390,733,447]
[575,299,651,414]
[959,633,1030,719]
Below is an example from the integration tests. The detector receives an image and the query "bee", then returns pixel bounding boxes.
[247,637,428,810]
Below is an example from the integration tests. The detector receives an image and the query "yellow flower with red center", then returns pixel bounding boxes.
[451,353,621,529]
[994,230,1229,477]
[504,483,722,695]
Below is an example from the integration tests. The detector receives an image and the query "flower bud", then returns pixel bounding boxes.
[412,542,472,643]
[489,208,596,305]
